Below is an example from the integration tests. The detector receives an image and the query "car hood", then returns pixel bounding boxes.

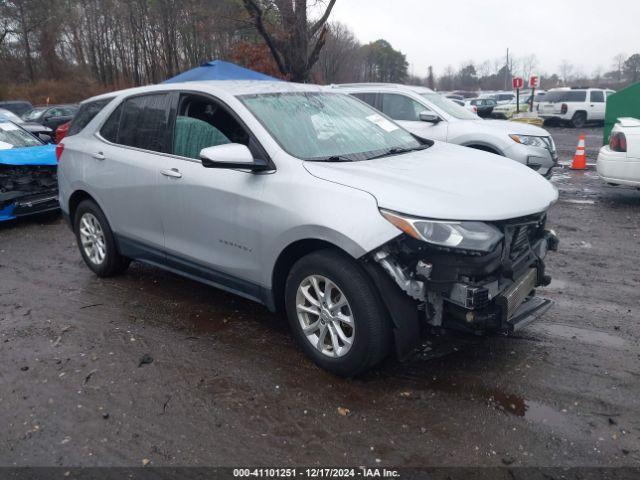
[0,144,57,166]
[303,142,558,221]
[466,119,547,136]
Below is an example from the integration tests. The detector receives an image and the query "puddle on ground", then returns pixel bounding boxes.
[529,323,627,349]
[421,378,573,430]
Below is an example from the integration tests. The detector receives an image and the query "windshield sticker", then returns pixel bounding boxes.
[366,114,399,133]
[0,122,20,131]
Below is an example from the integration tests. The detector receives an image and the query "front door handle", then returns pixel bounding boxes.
[92,152,105,161]
[161,168,182,179]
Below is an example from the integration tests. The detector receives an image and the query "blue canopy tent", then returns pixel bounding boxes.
[163,60,280,83]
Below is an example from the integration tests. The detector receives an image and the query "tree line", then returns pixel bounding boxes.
[0,0,409,102]
[0,0,637,103]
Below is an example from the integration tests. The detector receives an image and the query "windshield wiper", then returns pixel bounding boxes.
[310,155,354,163]
[366,144,429,160]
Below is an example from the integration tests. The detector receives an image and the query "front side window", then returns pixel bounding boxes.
[350,92,379,109]
[68,98,113,136]
[240,92,423,161]
[108,93,173,153]
[380,94,425,121]
[590,91,604,103]
[172,94,252,160]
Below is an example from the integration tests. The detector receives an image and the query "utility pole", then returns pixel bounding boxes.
[504,48,509,90]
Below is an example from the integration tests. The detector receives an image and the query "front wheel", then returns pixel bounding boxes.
[285,250,391,377]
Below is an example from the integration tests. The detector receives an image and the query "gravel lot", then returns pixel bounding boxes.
[1,126,639,468]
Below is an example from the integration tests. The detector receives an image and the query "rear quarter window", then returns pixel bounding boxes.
[68,98,113,136]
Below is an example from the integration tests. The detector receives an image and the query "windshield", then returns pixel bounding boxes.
[544,91,586,102]
[240,92,423,161]
[421,93,478,120]
[0,109,24,124]
[23,107,47,121]
[0,122,42,149]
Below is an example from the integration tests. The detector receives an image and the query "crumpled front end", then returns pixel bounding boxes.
[363,212,558,357]
[0,145,58,221]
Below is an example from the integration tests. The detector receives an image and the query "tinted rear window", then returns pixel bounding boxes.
[68,99,112,136]
[544,91,587,102]
[117,93,173,152]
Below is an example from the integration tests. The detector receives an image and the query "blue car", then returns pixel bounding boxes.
[0,121,58,221]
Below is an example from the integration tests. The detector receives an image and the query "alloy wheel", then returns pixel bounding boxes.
[295,275,355,358]
[79,212,107,265]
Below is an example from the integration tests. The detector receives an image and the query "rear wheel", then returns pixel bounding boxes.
[74,200,130,277]
[284,250,391,377]
[571,112,587,128]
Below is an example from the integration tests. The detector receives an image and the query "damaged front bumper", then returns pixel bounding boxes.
[0,164,59,221]
[364,212,558,358]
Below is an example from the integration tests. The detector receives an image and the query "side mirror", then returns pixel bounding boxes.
[419,111,440,123]
[200,143,269,171]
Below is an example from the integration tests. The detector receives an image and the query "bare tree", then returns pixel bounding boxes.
[242,0,337,82]
[314,21,361,83]
[559,60,573,85]
[612,53,627,82]
[520,54,538,81]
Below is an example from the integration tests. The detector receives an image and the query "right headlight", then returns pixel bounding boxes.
[380,209,504,253]
[509,134,547,149]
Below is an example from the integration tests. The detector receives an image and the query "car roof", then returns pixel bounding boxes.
[82,80,324,104]
[330,83,435,94]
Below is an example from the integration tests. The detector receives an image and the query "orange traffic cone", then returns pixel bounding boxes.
[570,134,587,170]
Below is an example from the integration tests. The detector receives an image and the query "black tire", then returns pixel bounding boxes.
[73,199,130,277]
[570,112,587,128]
[284,249,391,377]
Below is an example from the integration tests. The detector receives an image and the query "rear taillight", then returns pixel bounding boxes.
[560,103,568,114]
[55,142,64,162]
[610,132,627,152]
[472,106,478,113]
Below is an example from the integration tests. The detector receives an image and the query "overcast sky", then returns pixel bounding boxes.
[329,0,640,78]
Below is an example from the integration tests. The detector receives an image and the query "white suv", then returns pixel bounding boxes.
[332,83,558,177]
[537,88,615,128]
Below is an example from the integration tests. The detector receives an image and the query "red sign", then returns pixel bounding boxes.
[512,77,524,89]
[529,75,540,88]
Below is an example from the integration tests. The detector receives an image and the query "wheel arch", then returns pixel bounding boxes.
[464,143,503,155]
[68,189,99,225]
[269,238,354,314]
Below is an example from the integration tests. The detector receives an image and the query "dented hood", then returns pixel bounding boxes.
[304,141,558,221]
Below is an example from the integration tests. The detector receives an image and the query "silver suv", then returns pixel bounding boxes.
[58,81,559,376]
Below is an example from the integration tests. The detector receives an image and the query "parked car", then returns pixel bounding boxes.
[334,83,558,177]
[537,88,615,128]
[0,107,54,142]
[58,81,559,376]
[0,100,33,116]
[492,97,531,119]
[22,104,78,131]
[55,121,70,144]
[597,117,640,187]
[451,98,478,114]
[0,121,58,221]
[479,92,515,105]
[465,98,497,118]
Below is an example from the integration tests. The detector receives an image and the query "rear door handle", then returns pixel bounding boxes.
[92,152,105,161]
[160,168,182,179]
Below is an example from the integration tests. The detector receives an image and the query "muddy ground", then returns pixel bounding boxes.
[1,126,639,467]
